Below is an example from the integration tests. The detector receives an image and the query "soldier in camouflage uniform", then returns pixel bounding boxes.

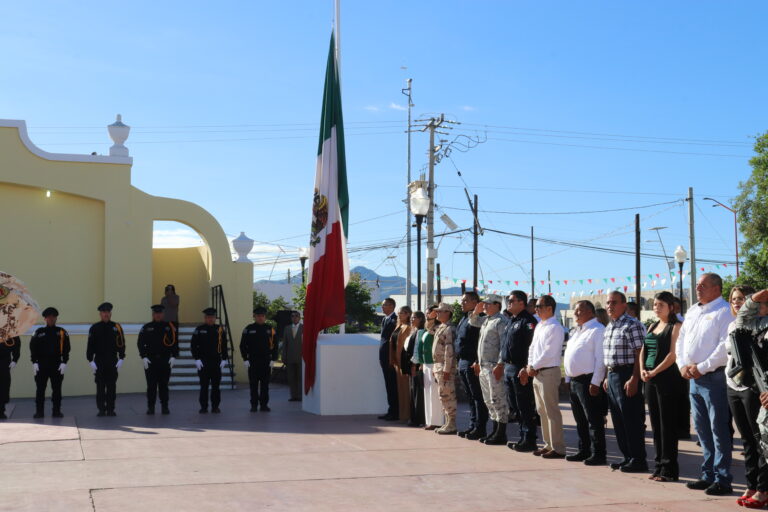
[429,303,457,435]
[469,294,510,445]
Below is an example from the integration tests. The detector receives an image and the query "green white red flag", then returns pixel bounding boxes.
[302,33,349,394]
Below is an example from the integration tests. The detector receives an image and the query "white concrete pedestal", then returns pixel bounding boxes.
[302,333,388,416]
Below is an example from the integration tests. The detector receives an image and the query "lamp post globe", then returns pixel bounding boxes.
[298,247,310,285]
[409,187,430,310]
[674,245,687,313]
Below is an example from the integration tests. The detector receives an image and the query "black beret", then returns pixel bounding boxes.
[97,302,113,312]
[42,307,59,317]
[151,304,165,313]
[202,307,217,316]
[253,307,267,315]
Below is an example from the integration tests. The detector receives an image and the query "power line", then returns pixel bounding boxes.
[441,199,683,216]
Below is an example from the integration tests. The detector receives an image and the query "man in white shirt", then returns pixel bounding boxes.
[521,295,565,458]
[676,273,733,496]
[564,300,607,465]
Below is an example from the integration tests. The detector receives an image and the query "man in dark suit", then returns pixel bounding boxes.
[378,297,398,421]
[281,311,303,401]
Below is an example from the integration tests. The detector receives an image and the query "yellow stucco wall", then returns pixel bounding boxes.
[0,120,253,398]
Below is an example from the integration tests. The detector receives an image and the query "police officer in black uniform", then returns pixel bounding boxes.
[240,307,278,412]
[191,307,228,413]
[0,335,20,419]
[30,307,70,418]
[499,290,539,452]
[137,304,178,415]
[87,302,126,416]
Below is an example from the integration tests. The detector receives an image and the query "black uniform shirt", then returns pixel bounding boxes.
[239,323,277,363]
[30,326,71,364]
[137,321,178,359]
[87,321,126,364]
[500,310,538,367]
[0,337,21,362]
[191,324,226,361]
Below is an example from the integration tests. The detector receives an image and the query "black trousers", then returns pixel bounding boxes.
[458,361,489,432]
[248,362,270,407]
[409,371,425,425]
[607,365,647,464]
[505,363,537,442]
[94,365,118,412]
[145,357,171,408]
[728,386,768,491]
[646,373,680,478]
[285,362,301,400]
[379,341,398,417]
[35,361,63,411]
[198,360,222,408]
[0,360,11,406]
[570,374,607,458]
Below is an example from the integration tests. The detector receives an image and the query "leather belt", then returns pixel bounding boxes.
[607,364,633,373]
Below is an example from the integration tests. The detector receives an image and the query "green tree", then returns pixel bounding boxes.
[733,132,768,291]
[291,272,376,332]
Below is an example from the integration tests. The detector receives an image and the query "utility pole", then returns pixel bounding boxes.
[635,214,641,306]
[547,270,551,295]
[402,79,413,308]
[530,226,535,298]
[473,194,479,291]
[688,187,697,304]
[424,114,445,307]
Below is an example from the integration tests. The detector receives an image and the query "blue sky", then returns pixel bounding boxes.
[2,1,766,299]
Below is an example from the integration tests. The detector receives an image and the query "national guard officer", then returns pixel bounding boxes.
[499,290,539,452]
[429,303,458,435]
[240,307,277,412]
[87,302,126,416]
[469,294,510,445]
[0,336,20,419]
[137,304,178,415]
[191,307,228,413]
[30,307,70,418]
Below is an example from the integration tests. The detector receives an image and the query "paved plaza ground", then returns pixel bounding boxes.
[0,383,748,511]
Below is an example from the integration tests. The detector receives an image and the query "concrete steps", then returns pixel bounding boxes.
[169,324,236,389]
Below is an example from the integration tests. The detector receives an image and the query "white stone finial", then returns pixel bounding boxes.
[108,114,130,157]
[232,232,254,262]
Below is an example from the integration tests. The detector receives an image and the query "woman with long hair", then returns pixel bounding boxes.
[389,306,413,423]
[405,311,426,427]
[419,305,444,430]
[640,291,682,482]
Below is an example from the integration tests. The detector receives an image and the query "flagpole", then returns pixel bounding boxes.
[334,0,341,73]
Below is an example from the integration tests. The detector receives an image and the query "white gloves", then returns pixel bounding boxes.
[116,359,124,370]
[244,360,250,368]
[269,361,275,368]
[195,359,203,370]
[58,363,67,375]
[89,361,98,373]
[142,357,150,370]
[169,357,176,369]
[33,363,39,375]
[219,360,227,369]
[8,361,15,370]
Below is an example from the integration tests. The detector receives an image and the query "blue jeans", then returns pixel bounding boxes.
[690,369,732,485]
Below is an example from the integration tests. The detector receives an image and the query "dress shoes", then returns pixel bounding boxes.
[510,440,537,452]
[199,408,208,414]
[161,407,170,415]
[33,411,44,419]
[52,410,64,418]
[211,407,221,414]
[541,450,565,459]
[704,482,733,496]
[457,428,473,438]
[610,459,630,470]
[107,410,116,417]
[583,456,607,466]
[250,406,258,412]
[565,452,589,462]
[619,461,649,473]
[260,406,271,412]
[378,414,394,420]
[465,429,487,441]
[424,425,438,430]
[686,479,712,490]
[532,448,548,456]
[97,410,106,417]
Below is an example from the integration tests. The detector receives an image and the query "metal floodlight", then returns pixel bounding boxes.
[440,213,458,231]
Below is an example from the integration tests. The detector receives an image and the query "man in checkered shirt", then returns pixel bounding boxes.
[603,291,648,473]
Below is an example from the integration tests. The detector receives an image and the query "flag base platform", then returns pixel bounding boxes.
[302,333,388,416]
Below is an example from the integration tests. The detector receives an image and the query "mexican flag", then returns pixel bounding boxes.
[303,33,349,394]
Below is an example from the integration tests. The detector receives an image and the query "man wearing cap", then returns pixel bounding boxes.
[454,291,489,440]
[0,336,20,419]
[429,302,458,434]
[87,302,126,416]
[137,304,178,415]
[499,290,539,452]
[523,295,566,458]
[30,307,70,418]
[281,311,303,402]
[469,293,510,445]
[240,307,278,412]
[191,307,228,413]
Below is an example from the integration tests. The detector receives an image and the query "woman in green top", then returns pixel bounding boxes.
[418,305,444,430]
[640,291,682,482]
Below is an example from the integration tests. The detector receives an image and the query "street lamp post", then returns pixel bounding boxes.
[298,247,309,285]
[648,226,674,286]
[703,197,739,278]
[674,245,688,313]
[409,186,430,311]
